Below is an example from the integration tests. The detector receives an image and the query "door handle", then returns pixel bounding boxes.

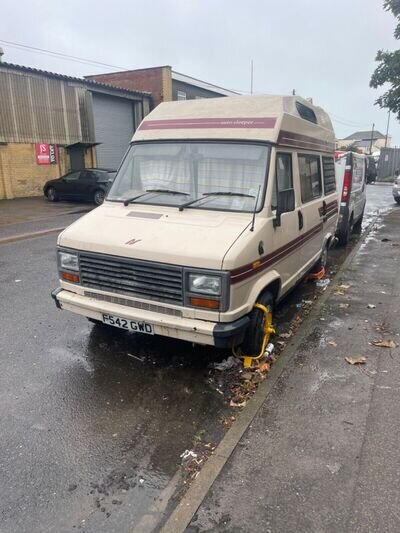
[298,210,304,230]
[322,200,327,215]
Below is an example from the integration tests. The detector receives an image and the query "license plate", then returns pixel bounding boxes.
[102,314,154,335]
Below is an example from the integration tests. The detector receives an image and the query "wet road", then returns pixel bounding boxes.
[0,184,395,533]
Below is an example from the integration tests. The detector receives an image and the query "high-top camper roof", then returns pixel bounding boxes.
[133,95,335,153]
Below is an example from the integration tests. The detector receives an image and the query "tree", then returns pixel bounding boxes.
[370,0,400,118]
[337,143,361,153]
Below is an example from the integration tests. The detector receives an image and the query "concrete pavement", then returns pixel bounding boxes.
[0,196,93,243]
[184,208,400,533]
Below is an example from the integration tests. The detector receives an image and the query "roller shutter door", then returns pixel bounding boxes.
[93,93,134,169]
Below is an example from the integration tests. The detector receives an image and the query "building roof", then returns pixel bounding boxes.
[171,71,238,96]
[343,130,385,141]
[133,94,335,152]
[0,61,151,99]
[86,65,238,97]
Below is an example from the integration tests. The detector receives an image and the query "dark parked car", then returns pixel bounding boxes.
[43,168,116,206]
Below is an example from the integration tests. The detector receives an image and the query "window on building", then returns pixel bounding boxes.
[322,156,336,194]
[177,90,187,100]
[298,154,322,203]
[272,153,293,209]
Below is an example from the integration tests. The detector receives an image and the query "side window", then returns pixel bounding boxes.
[177,90,187,100]
[298,154,322,203]
[272,153,293,208]
[64,171,81,182]
[79,171,92,180]
[322,156,336,194]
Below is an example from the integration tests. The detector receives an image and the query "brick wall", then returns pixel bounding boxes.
[0,143,69,199]
[87,66,172,108]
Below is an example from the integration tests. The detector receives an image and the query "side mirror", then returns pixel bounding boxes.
[273,189,295,228]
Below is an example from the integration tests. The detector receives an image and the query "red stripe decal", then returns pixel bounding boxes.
[138,117,277,131]
[277,130,335,152]
[230,223,323,284]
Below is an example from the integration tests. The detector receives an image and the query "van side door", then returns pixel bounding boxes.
[321,155,338,233]
[297,153,325,272]
[351,155,366,222]
[270,151,301,293]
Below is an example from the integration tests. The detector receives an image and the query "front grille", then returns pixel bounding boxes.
[79,252,183,304]
[84,291,183,317]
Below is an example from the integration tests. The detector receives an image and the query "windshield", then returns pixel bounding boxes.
[107,141,270,212]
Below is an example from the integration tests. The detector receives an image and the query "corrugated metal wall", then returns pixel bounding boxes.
[93,93,135,169]
[0,70,94,144]
[378,147,400,180]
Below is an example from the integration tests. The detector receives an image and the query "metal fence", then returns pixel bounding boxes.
[378,147,400,180]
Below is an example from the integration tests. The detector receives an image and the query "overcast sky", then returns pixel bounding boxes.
[0,0,398,145]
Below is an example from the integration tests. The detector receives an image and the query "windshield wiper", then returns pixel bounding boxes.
[123,189,189,206]
[179,191,255,212]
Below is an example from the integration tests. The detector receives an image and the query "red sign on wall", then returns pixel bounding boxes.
[35,143,58,165]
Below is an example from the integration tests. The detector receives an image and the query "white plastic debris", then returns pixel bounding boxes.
[180,449,198,463]
[316,279,330,288]
[139,476,145,486]
[212,355,238,371]
[367,304,376,309]
[264,343,274,356]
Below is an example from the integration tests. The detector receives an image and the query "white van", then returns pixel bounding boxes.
[334,151,367,244]
[52,95,338,358]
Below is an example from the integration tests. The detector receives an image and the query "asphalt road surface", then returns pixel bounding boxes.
[0,184,394,532]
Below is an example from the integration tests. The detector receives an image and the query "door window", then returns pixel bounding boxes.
[63,171,81,182]
[322,157,336,194]
[79,171,94,181]
[298,154,322,203]
[272,153,293,208]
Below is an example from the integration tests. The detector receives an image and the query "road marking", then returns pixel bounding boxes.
[0,227,65,245]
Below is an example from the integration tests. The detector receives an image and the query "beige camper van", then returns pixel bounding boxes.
[52,95,338,357]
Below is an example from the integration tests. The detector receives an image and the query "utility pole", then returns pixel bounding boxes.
[369,122,375,155]
[385,111,391,148]
[250,60,254,95]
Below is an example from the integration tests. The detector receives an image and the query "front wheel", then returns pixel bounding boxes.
[240,291,274,355]
[46,187,58,202]
[93,189,105,206]
[314,244,328,271]
[395,198,400,205]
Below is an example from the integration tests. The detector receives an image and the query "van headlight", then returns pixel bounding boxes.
[58,251,79,272]
[188,274,222,295]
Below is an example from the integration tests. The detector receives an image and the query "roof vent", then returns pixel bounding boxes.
[296,101,317,124]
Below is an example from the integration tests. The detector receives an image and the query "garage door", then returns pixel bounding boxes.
[93,93,135,170]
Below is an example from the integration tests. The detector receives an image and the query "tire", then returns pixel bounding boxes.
[396,198,400,205]
[46,187,58,202]
[353,210,364,233]
[93,189,105,206]
[240,291,274,355]
[338,215,353,246]
[315,243,328,271]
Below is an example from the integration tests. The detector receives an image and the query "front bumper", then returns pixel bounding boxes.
[51,288,249,349]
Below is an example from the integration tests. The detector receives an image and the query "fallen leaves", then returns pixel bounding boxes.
[345,356,367,365]
[328,341,337,347]
[372,339,397,348]
[334,284,350,295]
